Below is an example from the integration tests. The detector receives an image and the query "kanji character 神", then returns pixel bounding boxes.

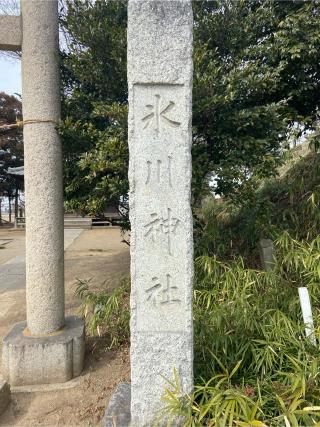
[144,207,180,256]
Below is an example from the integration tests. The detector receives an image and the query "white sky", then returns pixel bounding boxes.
[0,55,21,96]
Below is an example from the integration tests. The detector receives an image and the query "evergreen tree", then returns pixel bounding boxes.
[0,92,24,221]
[60,0,320,216]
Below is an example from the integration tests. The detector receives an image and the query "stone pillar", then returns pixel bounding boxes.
[2,0,84,386]
[128,1,194,425]
[258,238,275,272]
[22,0,64,335]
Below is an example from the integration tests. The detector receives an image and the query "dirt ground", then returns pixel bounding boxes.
[0,230,25,265]
[0,227,130,427]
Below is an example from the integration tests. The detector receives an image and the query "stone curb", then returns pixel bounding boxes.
[0,379,10,416]
[101,382,131,427]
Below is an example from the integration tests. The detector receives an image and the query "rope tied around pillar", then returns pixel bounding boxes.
[0,119,58,130]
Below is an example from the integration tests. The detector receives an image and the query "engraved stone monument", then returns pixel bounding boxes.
[128,0,194,424]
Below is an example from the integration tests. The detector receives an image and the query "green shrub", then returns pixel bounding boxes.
[160,234,320,426]
[73,151,320,425]
[75,277,130,348]
[195,152,320,266]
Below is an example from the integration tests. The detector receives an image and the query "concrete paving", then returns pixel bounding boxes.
[0,228,130,426]
[0,229,83,318]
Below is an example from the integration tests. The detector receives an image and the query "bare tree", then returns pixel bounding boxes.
[0,0,19,15]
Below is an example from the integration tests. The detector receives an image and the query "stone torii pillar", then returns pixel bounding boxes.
[0,0,84,386]
[128,0,194,425]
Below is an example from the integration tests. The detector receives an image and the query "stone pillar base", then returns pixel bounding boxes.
[0,379,10,415]
[2,316,85,386]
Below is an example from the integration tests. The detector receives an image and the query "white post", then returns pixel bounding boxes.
[128,0,194,424]
[298,287,316,345]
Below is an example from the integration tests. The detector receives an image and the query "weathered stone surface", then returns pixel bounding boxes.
[0,379,10,415]
[128,1,194,425]
[0,16,22,51]
[0,1,85,388]
[101,382,131,427]
[2,316,84,386]
[21,0,64,335]
[258,238,275,272]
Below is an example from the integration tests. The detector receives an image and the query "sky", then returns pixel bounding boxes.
[0,55,21,96]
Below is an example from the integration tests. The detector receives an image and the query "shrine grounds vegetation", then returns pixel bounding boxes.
[159,153,320,426]
[67,0,320,424]
[162,237,320,426]
[0,93,24,217]
[77,152,320,425]
[75,277,130,348]
[60,0,320,218]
